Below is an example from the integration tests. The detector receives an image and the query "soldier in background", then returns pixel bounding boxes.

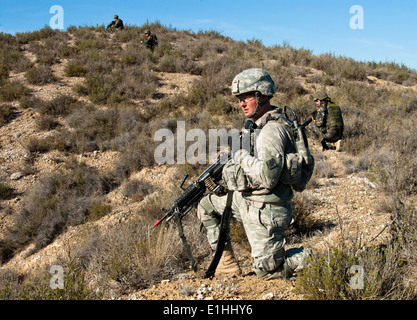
[311,90,344,152]
[106,15,124,30]
[141,30,158,51]
[197,68,312,280]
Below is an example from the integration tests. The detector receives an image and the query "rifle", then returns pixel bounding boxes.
[153,152,229,272]
[301,110,317,127]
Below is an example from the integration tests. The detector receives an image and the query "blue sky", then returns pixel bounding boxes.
[1,0,417,70]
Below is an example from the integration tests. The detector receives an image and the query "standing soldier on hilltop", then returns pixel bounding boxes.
[106,14,124,30]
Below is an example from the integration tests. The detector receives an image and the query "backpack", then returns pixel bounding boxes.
[255,106,315,192]
[316,103,344,142]
[326,103,344,141]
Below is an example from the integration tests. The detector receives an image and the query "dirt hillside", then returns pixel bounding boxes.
[0,29,395,300]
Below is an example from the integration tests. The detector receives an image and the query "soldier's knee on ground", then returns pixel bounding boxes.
[254,246,312,280]
[252,247,286,279]
[285,246,312,273]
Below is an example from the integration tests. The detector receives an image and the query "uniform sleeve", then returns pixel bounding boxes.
[314,109,326,129]
[233,122,290,191]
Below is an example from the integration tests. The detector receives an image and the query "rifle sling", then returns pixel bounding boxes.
[174,213,197,272]
[204,190,234,278]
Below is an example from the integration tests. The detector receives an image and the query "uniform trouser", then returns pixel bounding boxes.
[197,192,293,274]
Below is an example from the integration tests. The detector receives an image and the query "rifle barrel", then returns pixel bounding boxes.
[302,117,313,127]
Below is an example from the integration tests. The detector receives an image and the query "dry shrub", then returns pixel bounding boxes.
[115,66,160,100]
[390,197,417,286]
[0,182,14,200]
[313,157,336,179]
[0,80,29,101]
[0,161,113,263]
[73,216,187,291]
[122,179,155,202]
[35,94,87,117]
[0,103,18,126]
[113,123,157,181]
[25,137,51,153]
[35,114,61,131]
[0,259,98,300]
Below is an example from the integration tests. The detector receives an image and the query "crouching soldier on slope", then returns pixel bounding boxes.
[197,68,314,280]
[311,90,344,152]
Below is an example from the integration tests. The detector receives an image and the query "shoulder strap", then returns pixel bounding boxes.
[204,190,234,278]
[257,107,287,129]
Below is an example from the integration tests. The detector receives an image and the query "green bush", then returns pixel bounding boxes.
[65,61,87,77]
[25,65,56,84]
[0,259,99,300]
[296,238,412,299]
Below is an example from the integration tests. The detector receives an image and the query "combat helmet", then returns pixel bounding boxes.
[114,15,119,19]
[232,68,276,118]
[231,68,276,97]
[313,90,330,101]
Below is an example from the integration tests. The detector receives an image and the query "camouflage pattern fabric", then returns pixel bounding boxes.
[107,19,124,30]
[197,107,311,277]
[197,190,292,273]
[145,34,158,50]
[315,102,344,143]
[231,68,276,97]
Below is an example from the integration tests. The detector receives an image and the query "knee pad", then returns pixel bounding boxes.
[197,195,219,229]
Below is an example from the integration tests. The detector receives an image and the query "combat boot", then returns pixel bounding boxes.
[321,139,329,152]
[335,140,342,152]
[215,242,241,277]
[255,260,294,280]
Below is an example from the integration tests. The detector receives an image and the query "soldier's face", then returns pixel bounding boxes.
[238,94,257,117]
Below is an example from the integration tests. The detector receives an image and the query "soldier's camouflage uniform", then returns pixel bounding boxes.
[313,91,344,150]
[197,69,311,279]
[144,31,158,51]
[107,16,124,30]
